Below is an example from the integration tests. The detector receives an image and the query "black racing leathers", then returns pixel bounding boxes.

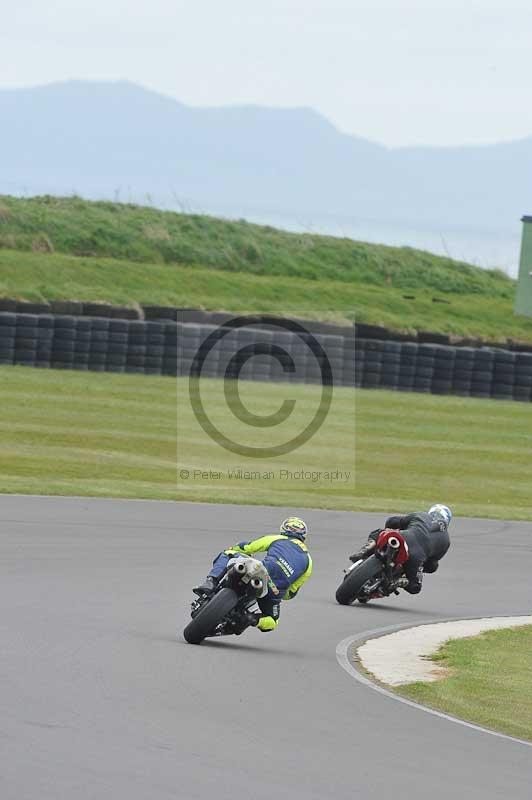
[369,511,450,594]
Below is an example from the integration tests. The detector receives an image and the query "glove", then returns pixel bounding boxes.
[257,616,277,632]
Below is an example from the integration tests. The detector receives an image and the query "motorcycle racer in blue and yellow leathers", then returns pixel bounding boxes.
[193,517,313,632]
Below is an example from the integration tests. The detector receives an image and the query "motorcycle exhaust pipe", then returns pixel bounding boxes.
[235,561,247,574]
[250,577,263,589]
[388,536,400,549]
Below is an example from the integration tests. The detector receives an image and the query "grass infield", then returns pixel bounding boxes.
[0,366,530,520]
[398,626,532,741]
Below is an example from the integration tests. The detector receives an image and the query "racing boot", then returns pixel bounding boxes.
[349,539,376,563]
[192,576,218,596]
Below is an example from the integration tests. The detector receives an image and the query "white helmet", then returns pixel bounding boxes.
[429,504,452,527]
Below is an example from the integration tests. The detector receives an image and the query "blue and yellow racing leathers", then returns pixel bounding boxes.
[208,534,313,630]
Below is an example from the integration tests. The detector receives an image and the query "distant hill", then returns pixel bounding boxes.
[1,80,531,262]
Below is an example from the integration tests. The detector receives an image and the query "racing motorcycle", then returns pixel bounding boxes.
[183,556,269,644]
[335,529,410,605]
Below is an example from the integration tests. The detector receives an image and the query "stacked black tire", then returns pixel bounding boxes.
[352,339,531,403]
[514,352,532,401]
[0,313,531,403]
[353,336,531,402]
[0,314,179,375]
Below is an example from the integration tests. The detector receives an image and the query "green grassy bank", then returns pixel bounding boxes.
[1,195,530,343]
[2,248,532,342]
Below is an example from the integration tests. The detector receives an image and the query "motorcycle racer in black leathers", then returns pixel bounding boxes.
[349,504,452,594]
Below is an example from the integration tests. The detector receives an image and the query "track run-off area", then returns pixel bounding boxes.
[2,496,531,800]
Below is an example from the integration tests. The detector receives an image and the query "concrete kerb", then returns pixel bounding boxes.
[336,614,532,749]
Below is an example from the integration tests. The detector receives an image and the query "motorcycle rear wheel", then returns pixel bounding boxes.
[183,587,239,644]
[335,556,382,605]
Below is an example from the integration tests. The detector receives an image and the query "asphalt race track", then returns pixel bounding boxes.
[2,497,531,800]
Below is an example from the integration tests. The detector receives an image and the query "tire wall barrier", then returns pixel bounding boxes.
[3,300,532,353]
[0,313,531,402]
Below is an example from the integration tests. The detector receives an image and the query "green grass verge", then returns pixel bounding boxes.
[0,366,530,520]
[398,626,532,741]
[0,366,177,500]
[2,249,532,342]
[1,194,529,343]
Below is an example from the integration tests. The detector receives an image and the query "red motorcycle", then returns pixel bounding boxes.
[335,530,410,605]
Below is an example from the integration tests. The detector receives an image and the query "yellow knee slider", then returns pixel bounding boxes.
[257,616,278,632]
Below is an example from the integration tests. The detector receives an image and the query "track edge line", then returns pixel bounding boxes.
[336,614,532,749]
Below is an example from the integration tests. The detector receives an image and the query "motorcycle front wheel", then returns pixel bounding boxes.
[183,587,239,644]
[335,556,382,605]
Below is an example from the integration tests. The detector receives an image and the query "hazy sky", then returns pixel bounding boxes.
[2,0,532,146]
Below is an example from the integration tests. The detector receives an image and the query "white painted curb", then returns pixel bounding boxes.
[336,616,532,749]
[358,615,532,686]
